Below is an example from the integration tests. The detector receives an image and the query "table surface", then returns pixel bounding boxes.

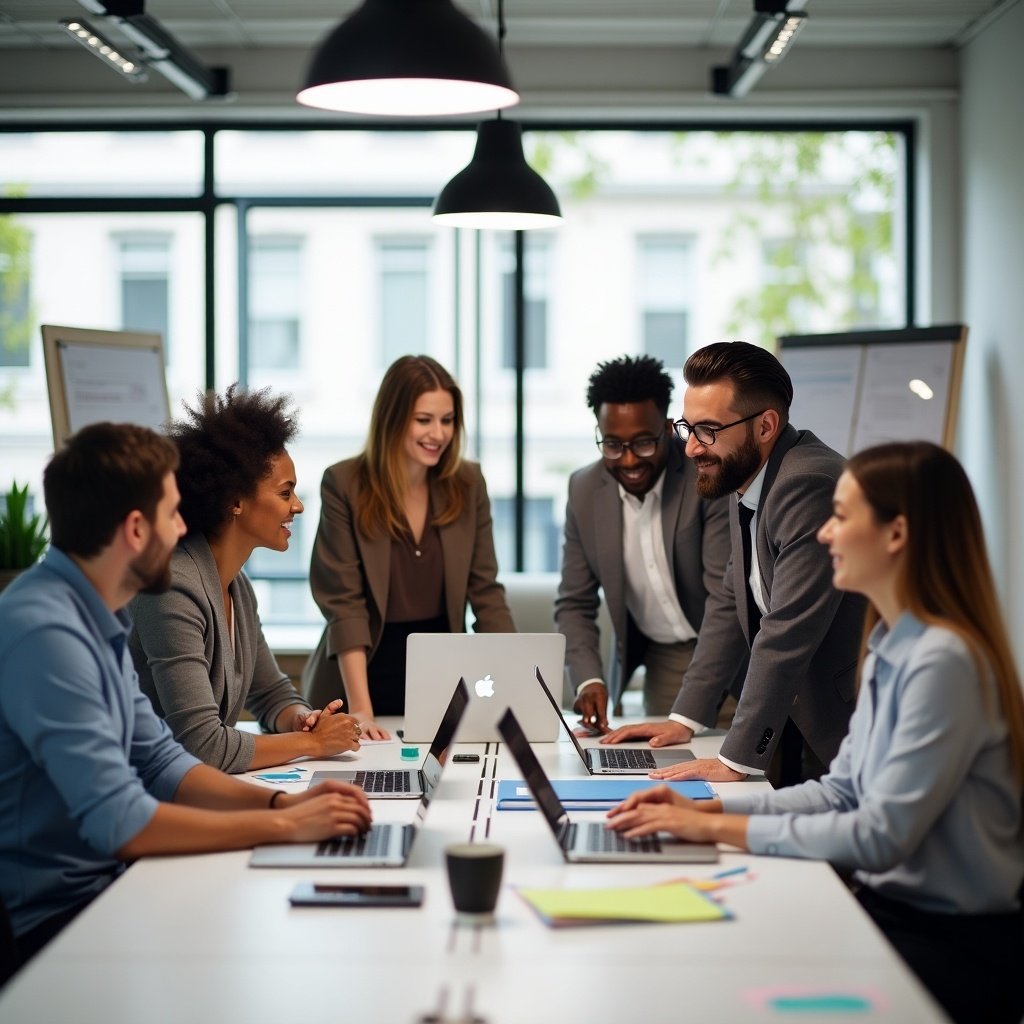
[0,722,947,1024]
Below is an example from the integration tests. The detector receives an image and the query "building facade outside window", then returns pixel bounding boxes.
[377,237,430,367]
[117,235,170,358]
[248,236,303,372]
[637,235,696,365]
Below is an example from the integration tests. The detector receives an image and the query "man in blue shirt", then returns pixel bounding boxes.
[0,422,371,978]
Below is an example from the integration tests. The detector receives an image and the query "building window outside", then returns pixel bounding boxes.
[249,237,303,371]
[118,237,170,358]
[244,516,314,624]
[377,238,430,367]
[637,236,695,365]
[492,496,559,573]
[500,235,550,370]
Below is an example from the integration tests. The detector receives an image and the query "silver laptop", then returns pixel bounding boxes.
[534,666,696,775]
[249,680,468,868]
[403,633,565,743]
[307,676,471,799]
[497,707,718,864]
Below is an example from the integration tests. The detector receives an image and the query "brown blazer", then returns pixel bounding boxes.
[302,457,515,708]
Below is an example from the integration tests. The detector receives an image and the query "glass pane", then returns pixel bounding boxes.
[0,131,205,197]
[0,212,205,508]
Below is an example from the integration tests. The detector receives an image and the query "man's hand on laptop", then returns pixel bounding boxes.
[573,681,610,735]
[276,780,373,840]
[649,757,747,783]
[600,719,693,746]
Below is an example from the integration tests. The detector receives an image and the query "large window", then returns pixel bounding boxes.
[0,126,909,641]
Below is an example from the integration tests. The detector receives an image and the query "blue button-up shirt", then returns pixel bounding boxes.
[0,548,200,936]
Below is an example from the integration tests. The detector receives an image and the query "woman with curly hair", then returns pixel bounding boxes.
[303,355,514,740]
[608,441,1024,1023]
[129,385,363,772]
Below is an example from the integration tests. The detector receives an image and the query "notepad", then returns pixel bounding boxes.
[516,882,731,927]
[495,778,715,810]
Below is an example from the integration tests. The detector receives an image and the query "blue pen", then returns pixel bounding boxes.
[711,866,749,880]
[254,771,305,782]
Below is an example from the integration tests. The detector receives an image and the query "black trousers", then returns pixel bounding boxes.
[2,897,95,988]
[856,886,1024,1024]
[366,615,447,716]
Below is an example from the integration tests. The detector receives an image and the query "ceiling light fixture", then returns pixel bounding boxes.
[60,17,147,82]
[70,0,231,100]
[711,0,808,99]
[432,0,561,231]
[297,0,519,117]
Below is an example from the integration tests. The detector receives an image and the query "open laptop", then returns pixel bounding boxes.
[497,707,718,864]
[248,680,468,868]
[306,677,471,799]
[534,666,696,775]
[403,633,565,743]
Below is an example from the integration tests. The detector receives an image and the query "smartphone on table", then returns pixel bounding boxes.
[289,883,425,908]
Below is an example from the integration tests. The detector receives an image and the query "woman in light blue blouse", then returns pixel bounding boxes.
[608,441,1024,1024]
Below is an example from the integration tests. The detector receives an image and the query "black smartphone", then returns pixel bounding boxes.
[289,883,425,908]
[452,753,480,763]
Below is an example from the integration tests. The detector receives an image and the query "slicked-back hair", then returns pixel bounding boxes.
[170,384,298,539]
[585,354,675,417]
[684,341,793,424]
[356,355,466,540]
[44,421,179,558]
[848,441,1024,793]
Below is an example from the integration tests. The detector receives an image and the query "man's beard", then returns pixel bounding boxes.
[693,428,762,500]
[129,533,174,595]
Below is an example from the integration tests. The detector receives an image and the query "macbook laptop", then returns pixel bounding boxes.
[403,632,565,743]
[534,666,696,775]
[307,677,471,799]
[497,707,718,864]
[248,680,468,868]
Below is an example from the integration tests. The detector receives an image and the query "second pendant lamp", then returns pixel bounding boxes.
[432,0,561,231]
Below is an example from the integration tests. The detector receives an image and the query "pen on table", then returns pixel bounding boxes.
[711,866,749,880]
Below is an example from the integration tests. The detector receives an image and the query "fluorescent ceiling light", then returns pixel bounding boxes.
[60,17,147,82]
[711,1,809,99]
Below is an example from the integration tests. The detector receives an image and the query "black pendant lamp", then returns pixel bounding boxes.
[297,0,519,117]
[432,0,561,230]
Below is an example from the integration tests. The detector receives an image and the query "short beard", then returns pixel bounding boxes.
[693,428,763,500]
[128,534,174,595]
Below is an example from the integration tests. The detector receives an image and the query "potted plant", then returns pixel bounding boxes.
[0,481,48,592]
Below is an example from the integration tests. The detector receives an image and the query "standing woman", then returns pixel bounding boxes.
[303,355,514,740]
[130,386,363,773]
[607,441,1024,1024]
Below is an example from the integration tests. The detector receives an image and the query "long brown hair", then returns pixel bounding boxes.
[847,441,1024,789]
[356,355,466,540]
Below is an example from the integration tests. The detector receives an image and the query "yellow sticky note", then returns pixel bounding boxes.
[516,882,730,925]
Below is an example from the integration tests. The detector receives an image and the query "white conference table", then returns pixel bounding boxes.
[0,722,947,1023]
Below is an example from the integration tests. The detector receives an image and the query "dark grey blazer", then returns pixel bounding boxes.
[129,533,307,773]
[671,424,864,771]
[554,436,734,706]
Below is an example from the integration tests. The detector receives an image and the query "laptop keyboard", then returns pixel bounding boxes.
[597,748,656,770]
[570,822,661,854]
[351,770,414,793]
[315,824,393,858]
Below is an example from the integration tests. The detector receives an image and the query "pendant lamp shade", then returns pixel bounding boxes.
[297,0,519,116]
[433,119,562,230]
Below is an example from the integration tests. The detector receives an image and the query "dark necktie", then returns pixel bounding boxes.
[737,501,762,640]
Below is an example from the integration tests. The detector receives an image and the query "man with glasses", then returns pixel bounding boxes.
[602,342,863,786]
[555,355,733,731]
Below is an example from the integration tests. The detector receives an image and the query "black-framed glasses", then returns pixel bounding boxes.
[673,410,765,446]
[595,430,663,460]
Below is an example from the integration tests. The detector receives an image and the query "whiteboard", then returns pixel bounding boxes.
[779,325,967,457]
[41,324,171,447]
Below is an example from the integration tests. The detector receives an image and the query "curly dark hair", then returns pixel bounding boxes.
[585,354,675,417]
[169,384,298,539]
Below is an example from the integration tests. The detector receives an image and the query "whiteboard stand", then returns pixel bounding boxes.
[40,324,172,448]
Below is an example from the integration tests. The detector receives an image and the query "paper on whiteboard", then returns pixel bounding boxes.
[784,345,864,457]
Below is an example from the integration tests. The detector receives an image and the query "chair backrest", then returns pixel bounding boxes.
[0,897,18,988]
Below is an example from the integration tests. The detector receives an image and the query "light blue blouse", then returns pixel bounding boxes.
[722,611,1023,914]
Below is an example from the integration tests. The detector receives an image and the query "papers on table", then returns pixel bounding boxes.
[495,778,715,810]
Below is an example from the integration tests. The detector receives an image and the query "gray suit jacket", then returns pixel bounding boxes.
[554,437,734,706]
[302,457,515,709]
[671,425,864,771]
[129,533,307,773]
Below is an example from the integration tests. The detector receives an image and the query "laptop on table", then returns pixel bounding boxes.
[403,632,565,743]
[248,680,468,868]
[534,666,696,775]
[496,707,718,864]
[306,675,471,799]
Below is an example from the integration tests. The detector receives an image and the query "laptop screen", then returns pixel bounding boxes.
[497,708,568,836]
[534,666,591,762]
[417,679,470,826]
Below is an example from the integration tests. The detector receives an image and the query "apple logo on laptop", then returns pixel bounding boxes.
[474,674,496,698]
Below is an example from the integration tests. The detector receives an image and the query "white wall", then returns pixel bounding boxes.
[959,1,1024,666]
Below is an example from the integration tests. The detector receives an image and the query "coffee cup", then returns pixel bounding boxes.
[444,842,504,924]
